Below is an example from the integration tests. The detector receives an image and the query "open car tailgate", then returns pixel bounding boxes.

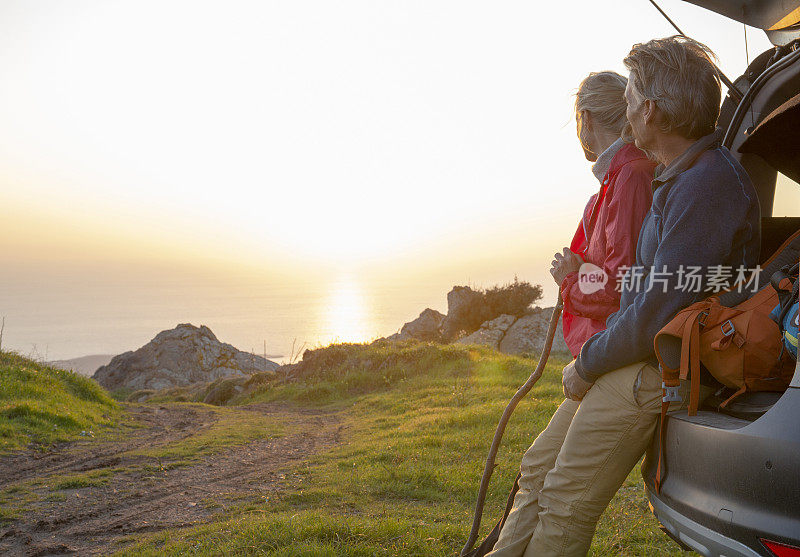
[683,0,800,44]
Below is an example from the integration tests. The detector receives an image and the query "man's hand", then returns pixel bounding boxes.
[550,248,583,286]
[562,360,593,401]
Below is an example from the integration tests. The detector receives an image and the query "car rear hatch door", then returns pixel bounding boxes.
[682,0,800,44]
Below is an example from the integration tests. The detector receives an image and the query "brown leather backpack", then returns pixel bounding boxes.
[654,284,795,416]
[651,269,796,492]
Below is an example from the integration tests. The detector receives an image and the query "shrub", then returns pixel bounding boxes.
[483,278,543,319]
[442,278,542,339]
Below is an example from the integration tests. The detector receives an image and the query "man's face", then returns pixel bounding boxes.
[624,75,648,150]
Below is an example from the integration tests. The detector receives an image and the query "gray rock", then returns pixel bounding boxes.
[440,286,483,341]
[388,308,445,342]
[93,323,279,391]
[454,307,570,356]
[498,307,570,356]
[456,314,517,349]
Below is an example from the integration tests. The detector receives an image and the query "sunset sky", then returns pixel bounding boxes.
[1,0,798,359]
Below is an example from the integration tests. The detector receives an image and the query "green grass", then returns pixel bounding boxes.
[0,351,119,451]
[0,498,21,522]
[125,404,288,463]
[0,482,39,523]
[241,341,479,406]
[119,341,690,556]
[51,469,115,490]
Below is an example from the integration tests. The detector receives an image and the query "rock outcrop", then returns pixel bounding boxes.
[456,314,517,348]
[388,308,445,342]
[387,282,570,357]
[457,307,570,356]
[499,307,569,355]
[93,324,279,391]
[439,286,483,341]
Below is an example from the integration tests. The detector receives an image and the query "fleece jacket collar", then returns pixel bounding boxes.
[591,137,627,183]
[652,128,724,187]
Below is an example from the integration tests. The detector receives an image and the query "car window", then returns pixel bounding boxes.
[773,172,800,217]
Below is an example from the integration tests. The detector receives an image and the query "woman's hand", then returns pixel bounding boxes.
[550,248,583,286]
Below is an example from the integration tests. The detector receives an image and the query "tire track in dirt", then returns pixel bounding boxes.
[0,402,344,556]
[0,405,218,487]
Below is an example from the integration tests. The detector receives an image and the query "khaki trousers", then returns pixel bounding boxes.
[487,361,702,557]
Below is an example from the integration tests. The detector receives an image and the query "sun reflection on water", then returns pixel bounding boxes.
[318,277,372,345]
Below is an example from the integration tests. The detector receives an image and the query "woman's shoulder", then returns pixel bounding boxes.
[606,144,656,194]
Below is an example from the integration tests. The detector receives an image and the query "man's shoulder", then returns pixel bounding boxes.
[672,147,755,198]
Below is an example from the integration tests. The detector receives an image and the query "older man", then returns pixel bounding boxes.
[487,36,760,557]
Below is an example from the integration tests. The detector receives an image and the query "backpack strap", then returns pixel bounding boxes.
[689,315,702,415]
[776,266,799,328]
[654,300,713,493]
[720,384,748,409]
[709,321,746,351]
[677,301,716,416]
[655,398,670,494]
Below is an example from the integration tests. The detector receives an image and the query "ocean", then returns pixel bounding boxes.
[0,273,455,365]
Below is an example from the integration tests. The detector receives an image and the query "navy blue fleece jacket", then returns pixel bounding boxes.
[574,129,761,382]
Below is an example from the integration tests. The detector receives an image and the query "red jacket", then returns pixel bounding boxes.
[561,142,656,357]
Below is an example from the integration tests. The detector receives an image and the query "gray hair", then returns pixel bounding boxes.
[624,35,721,140]
[575,71,631,140]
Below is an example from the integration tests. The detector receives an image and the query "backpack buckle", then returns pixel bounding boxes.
[662,383,681,403]
[721,320,735,336]
[698,310,709,327]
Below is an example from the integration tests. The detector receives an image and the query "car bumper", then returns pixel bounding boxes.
[647,489,767,557]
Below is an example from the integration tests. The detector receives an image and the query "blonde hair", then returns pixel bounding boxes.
[575,71,632,141]
[624,35,721,140]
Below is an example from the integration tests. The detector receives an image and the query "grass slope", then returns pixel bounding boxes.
[0,351,118,451]
[121,341,689,556]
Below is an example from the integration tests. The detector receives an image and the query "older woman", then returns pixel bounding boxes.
[552,71,656,358]
[487,71,655,557]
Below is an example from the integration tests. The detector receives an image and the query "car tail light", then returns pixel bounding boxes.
[762,539,800,557]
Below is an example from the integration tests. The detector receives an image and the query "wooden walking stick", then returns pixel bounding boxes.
[460,297,564,557]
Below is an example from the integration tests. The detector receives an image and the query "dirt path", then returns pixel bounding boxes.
[0,403,344,556]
